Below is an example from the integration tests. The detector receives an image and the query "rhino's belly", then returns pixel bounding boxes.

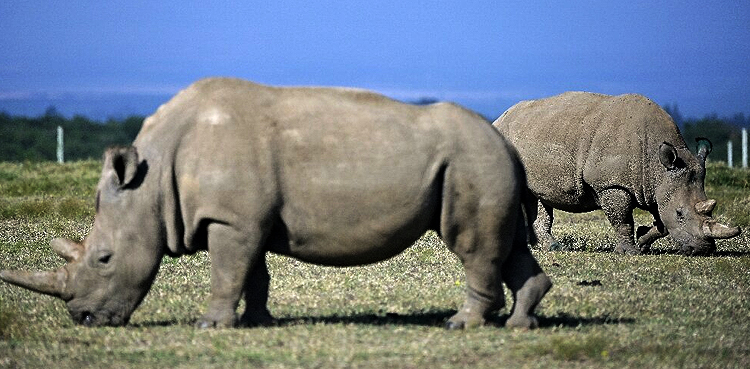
[266,183,441,266]
[539,197,599,213]
[530,178,599,213]
[268,229,425,266]
[266,213,434,266]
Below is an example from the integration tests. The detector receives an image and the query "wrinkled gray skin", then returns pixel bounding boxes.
[1,78,551,329]
[494,91,740,255]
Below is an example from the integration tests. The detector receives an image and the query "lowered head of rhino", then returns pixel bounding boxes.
[1,147,164,326]
[652,139,740,255]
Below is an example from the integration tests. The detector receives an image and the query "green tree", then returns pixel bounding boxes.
[681,116,742,165]
[0,108,144,162]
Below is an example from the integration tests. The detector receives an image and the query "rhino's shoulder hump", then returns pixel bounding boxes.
[326,86,398,103]
[609,93,676,127]
[190,77,269,92]
[428,101,489,122]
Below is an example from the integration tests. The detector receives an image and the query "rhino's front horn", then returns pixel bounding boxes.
[0,268,68,299]
[703,220,741,239]
[51,238,83,262]
[695,199,717,216]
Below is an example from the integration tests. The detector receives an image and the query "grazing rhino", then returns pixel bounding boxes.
[494,91,740,255]
[1,78,551,329]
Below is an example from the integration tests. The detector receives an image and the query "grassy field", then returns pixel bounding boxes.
[0,160,748,368]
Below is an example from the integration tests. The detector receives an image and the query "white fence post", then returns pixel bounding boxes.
[57,126,64,164]
[743,128,748,169]
[728,141,733,167]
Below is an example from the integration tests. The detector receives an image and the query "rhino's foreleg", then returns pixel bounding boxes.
[599,188,640,255]
[197,222,263,328]
[502,221,552,329]
[533,201,562,250]
[636,219,668,253]
[239,253,275,327]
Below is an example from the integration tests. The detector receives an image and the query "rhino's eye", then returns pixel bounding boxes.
[98,253,112,264]
[95,250,112,266]
[676,209,685,222]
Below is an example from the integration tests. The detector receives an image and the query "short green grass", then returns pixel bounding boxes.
[1,161,748,368]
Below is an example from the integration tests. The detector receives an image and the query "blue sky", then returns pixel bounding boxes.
[1,1,749,120]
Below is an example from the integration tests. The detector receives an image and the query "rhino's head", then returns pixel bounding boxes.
[655,138,740,255]
[0,146,164,326]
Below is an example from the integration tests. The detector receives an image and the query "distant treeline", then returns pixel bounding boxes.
[0,107,143,162]
[0,105,748,163]
[664,104,750,166]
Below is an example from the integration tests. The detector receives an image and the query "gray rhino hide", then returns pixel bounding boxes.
[494,91,739,255]
[1,78,551,330]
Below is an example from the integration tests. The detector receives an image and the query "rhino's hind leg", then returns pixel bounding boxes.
[502,237,552,329]
[446,258,505,330]
[534,201,563,251]
[444,214,507,330]
[197,222,265,329]
[239,253,276,327]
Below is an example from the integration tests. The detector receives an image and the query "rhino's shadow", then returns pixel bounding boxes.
[135,311,634,329]
[273,310,634,329]
[549,246,750,258]
[646,249,750,257]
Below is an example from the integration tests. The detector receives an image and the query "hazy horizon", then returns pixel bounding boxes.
[2,1,749,121]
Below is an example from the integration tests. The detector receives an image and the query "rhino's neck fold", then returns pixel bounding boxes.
[162,164,188,256]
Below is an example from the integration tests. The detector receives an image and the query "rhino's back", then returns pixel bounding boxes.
[494,91,683,210]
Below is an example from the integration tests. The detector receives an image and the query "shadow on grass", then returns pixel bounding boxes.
[542,246,750,258]
[272,310,634,329]
[644,249,750,257]
[532,312,634,328]
[132,311,634,329]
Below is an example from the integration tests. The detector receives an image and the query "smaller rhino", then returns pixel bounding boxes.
[494,91,740,255]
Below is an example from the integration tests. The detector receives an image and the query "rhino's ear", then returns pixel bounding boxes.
[658,142,679,170]
[103,146,139,189]
[695,137,712,161]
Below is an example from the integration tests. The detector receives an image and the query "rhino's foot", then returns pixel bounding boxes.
[505,314,539,330]
[195,312,238,329]
[445,312,486,330]
[445,293,500,330]
[504,272,550,330]
[240,309,276,327]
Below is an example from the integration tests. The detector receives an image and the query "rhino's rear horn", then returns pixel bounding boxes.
[703,220,741,239]
[695,199,717,216]
[51,238,83,262]
[0,269,68,299]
